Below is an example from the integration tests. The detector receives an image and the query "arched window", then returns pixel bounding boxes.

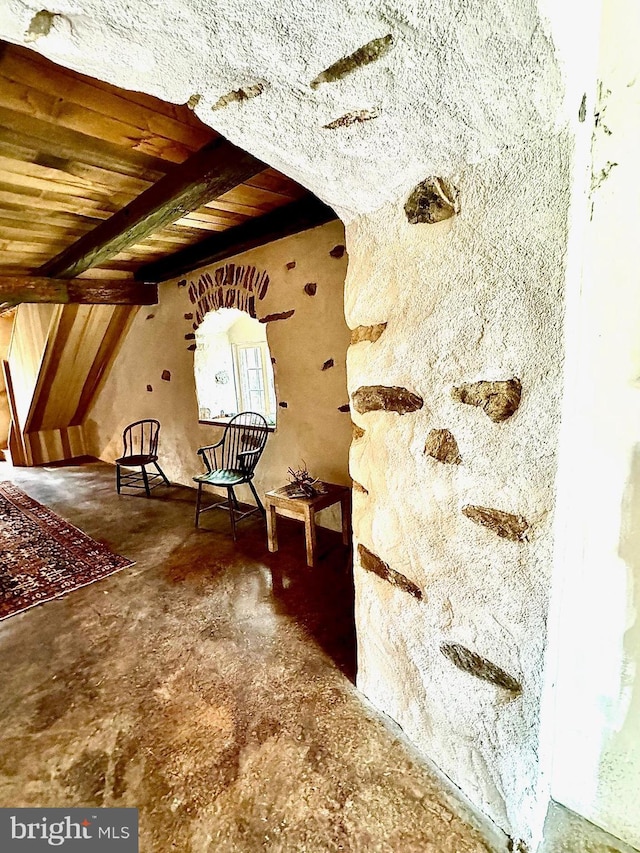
[194,307,277,426]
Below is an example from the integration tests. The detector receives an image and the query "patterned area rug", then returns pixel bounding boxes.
[0,481,133,621]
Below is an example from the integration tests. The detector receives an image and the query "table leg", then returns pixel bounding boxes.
[266,502,278,553]
[340,492,351,545]
[304,506,317,567]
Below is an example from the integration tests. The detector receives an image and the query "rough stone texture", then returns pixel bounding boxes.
[405,177,459,224]
[452,379,522,423]
[350,323,387,344]
[352,385,423,415]
[304,282,317,296]
[352,423,365,440]
[310,35,394,89]
[358,544,423,601]
[211,82,266,110]
[353,479,368,494]
[24,10,57,42]
[462,505,530,543]
[324,109,380,129]
[440,643,522,695]
[425,428,462,465]
[259,309,295,323]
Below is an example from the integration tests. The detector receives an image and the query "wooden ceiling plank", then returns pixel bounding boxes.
[137,196,337,283]
[0,109,172,180]
[0,47,215,151]
[0,275,157,305]
[38,139,265,279]
[0,75,196,164]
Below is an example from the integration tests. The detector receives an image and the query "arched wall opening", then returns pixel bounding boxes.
[3,1,639,850]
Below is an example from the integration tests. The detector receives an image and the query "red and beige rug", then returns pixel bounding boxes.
[0,481,133,621]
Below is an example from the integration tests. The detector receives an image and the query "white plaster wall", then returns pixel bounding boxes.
[0,0,591,846]
[542,0,640,847]
[85,221,352,528]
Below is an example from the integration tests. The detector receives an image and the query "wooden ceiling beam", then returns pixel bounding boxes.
[37,139,266,279]
[136,195,338,283]
[0,275,157,305]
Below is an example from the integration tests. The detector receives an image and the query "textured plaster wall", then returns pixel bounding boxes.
[86,221,351,526]
[542,0,640,847]
[0,0,593,846]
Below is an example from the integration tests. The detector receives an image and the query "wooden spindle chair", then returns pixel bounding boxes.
[115,419,170,497]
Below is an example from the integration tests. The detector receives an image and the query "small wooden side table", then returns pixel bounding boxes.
[265,482,351,567]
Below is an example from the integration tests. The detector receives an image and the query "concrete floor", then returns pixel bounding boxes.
[0,461,635,853]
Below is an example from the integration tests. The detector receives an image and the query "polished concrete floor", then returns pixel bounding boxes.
[0,461,635,853]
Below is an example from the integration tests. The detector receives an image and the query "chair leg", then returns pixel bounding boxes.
[116,464,121,494]
[248,479,265,515]
[154,461,170,486]
[228,487,237,541]
[141,465,151,498]
[195,483,202,528]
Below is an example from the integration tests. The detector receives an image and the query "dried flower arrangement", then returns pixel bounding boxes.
[286,462,326,498]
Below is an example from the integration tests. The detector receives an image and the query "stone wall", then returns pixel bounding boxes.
[86,221,352,527]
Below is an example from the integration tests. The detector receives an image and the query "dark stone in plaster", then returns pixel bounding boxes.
[330,245,346,258]
[578,94,587,122]
[322,359,334,370]
[304,282,317,296]
[405,177,459,224]
[271,357,276,364]
[212,83,267,111]
[146,314,154,320]
[350,323,387,344]
[187,344,197,351]
[462,505,529,542]
[324,110,380,129]
[352,480,368,495]
[146,385,152,392]
[185,333,195,340]
[178,279,187,287]
[184,313,193,320]
[338,404,351,413]
[451,378,522,423]
[279,401,288,408]
[311,35,394,88]
[358,544,423,600]
[25,10,57,42]
[352,423,365,440]
[425,429,462,465]
[440,643,522,695]
[259,310,295,323]
[352,386,423,415]
[161,370,171,381]
[286,261,296,270]
[187,93,201,110]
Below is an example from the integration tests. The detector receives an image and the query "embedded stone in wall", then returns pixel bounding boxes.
[187,93,201,110]
[462,505,529,542]
[310,35,393,88]
[425,429,462,464]
[146,314,154,320]
[304,283,317,296]
[358,544,423,600]
[350,323,387,344]
[352,386,423,415]
[188,264,269,326]
[259,310,295,323]
[25,10,58,42]
[405,177,459,224]
[338,404,350,412]
[178,279,187,288]
[451,378,522,423]
[352,480,368,494]
[279,401,288,408]
[187,344,196,351]
[161,370,171,382]
[323,109,380,129]
[322,359,334,370]
[352,423,365,440]
[184,313,193,320]
[286,261,296,270]
[440,643,522,695]
[185,333,195,340]
[508,839,530,853]
[330,245,346,258]
[146,385,152,392]
[211,82,267,110]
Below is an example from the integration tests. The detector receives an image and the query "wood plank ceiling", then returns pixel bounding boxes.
[0,40,309,282]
